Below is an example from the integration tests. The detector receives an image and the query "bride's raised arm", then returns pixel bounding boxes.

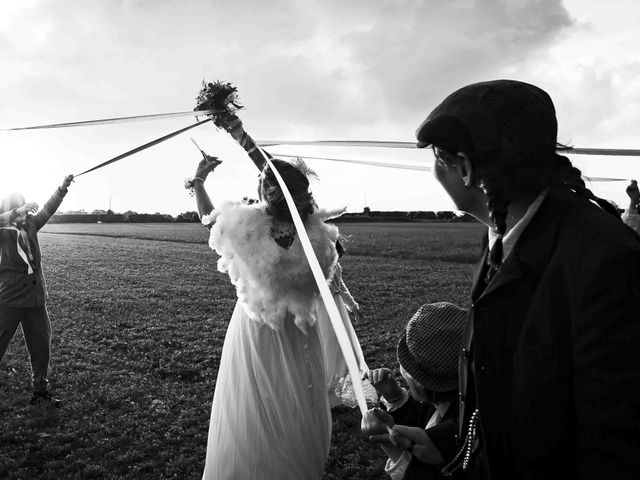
[219,114,271,171]
[191,157,220,223]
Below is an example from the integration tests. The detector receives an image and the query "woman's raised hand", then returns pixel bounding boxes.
[61,174,74,190]
[195,155,222,181]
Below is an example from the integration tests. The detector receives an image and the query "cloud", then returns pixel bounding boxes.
[1,0,574,138]
[340,0,573,125]
[17,0,640,213]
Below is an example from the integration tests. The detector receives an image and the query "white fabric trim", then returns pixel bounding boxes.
[0,226,33,274]
[201,212,216,227]
[384,451,411,480]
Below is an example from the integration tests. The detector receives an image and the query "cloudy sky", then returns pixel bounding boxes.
[1,0,639,215]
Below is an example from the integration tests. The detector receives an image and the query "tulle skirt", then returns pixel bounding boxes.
[202,302,331,480]
[316,294,378,408]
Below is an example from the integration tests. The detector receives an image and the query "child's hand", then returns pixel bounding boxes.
[390,425,445,465]
[364,368,403,400]
[361,407,394,436]
[368,432,394,447]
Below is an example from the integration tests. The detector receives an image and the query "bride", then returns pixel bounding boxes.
[191,154,367,479]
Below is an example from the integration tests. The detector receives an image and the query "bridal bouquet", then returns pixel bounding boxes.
[195,79,265,170]
[194,80,244,132]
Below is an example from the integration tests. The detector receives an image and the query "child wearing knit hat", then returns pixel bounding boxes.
[362,302,466,480]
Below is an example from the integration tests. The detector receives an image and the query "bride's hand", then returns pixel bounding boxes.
[352,304,363,323]
[195,155,222,180]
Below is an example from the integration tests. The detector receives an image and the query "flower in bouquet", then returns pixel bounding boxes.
[194,79,245,134]
[195,80,243,114]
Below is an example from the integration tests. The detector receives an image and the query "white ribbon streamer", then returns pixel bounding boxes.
[260,140,640,157]
[273,153,431,172]
[0,109,221,131]
[272,154,628,181]
[257,147,368,415]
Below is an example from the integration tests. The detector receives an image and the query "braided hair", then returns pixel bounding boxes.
[552,151,620,217]
[436,144,620,281]
[474,145,618,281]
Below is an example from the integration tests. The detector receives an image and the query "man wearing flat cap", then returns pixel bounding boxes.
[0,175,73,407]
[414,79,640,479]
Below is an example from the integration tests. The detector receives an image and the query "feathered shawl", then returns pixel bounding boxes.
[203,200,340,331]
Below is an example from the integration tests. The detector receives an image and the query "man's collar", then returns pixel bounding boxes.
[487,190,548,261]
[474,190,569,302]
[434,400,451,418]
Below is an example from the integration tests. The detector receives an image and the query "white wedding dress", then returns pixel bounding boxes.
[201,200,342,480]
[317,262,377,408]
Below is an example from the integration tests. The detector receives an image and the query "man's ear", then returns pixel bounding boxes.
[456,153,475,188]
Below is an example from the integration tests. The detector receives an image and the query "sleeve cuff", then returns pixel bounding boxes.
[384,451,411,480]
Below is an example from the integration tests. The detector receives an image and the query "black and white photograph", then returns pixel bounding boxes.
[1,1,639,479]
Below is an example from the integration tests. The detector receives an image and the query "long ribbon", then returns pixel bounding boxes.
[568,147,640,156]
[75,118,212,177]
[2,109,639,158]
[0,109,221,131]
[273,153,431,172]
[273,153,629,182]
[260,140,640,157]
[255,147,369,415]
[259,140,417,149]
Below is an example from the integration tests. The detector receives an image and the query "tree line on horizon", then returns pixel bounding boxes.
[51,206,478,224]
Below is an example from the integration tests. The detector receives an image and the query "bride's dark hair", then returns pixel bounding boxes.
[260,159,316,223]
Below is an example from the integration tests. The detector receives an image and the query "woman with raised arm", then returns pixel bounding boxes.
[191,153,365,479]
[0,175,73,407]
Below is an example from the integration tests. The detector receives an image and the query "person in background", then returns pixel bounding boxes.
[415,79,640,479]
[0,175,74,407]
[622,180,640,234]
[363,302,465,479]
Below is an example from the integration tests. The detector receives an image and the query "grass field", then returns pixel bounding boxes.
[0,221,483,479]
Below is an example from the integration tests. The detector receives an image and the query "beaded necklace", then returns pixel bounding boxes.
[440,408,479,476]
